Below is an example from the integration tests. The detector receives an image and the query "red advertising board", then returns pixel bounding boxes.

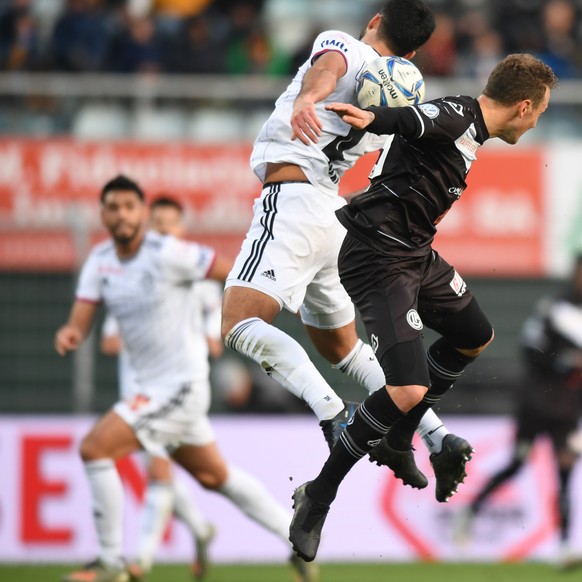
[0,139,544,275]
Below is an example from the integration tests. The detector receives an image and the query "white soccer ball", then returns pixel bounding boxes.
[356,56,425,109]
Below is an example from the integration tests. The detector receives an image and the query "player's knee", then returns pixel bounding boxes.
[387,384,427,413]
[195,468,227,491]
[79,434,103,461]
[459,328,494,358]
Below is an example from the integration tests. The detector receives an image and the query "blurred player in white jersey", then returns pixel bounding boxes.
[221,0,471,498]
[55,176,317,582]
[100,196,223,580]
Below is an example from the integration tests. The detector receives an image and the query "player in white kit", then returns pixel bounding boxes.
[99,196,224,580]
[221,0,471,496]
[55,176,317,582]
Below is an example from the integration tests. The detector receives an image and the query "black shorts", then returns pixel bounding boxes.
[338,235,477,386]
[515,404,578,452]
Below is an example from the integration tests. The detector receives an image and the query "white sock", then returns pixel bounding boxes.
[135,482,174,571]
[172,477,212,539]
[84,459,124,568]
[218,465,291,545]
[335,339,451,454]
[333,339,385,394]
[417,408,449,454]
[226,317,343,420]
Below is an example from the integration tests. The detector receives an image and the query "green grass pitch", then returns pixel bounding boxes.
[0,562,579,582]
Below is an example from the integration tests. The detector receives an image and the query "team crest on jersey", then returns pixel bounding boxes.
[419,103,439,119]
[406,309,423,330]
[450,270,467,297]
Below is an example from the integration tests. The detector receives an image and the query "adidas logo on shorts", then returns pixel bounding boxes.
[261,269,276,281]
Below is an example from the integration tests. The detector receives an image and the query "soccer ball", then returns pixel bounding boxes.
[356,56,425,109]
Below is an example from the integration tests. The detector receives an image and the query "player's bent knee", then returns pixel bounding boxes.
[387,384,427,413]
[79,435,103,462]
[194,469,227,491]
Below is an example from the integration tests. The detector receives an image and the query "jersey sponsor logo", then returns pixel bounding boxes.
[418,103,439,119]
[320,39,349,53]
[128,393,150,411]
[450,270,467,297]
[448,186,464,198]
[406,309,423,330]
[371,333,379,354]
[260,269,276,281]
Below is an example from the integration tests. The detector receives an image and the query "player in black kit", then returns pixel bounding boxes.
[454,254,582,569]
[289,53,558,562]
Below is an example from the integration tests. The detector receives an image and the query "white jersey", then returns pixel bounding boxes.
[77,230,216,391]
[251,30,386,197]
[101,313,138,398]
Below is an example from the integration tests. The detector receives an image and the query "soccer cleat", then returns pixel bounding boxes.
[368,436,428,489]
[289,552,320,582]
[126,561,147,582]
[289,482,330,562]
[430,433,474,502]
[62,560,129,582]
[319,401,359,451]
[192,523,217,580]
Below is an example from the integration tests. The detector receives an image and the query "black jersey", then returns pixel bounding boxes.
[336,95,489,257]
[518,290,582,421]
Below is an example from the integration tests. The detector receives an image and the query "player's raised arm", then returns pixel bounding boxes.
[326,102,376,130]
[206,253,233,283]
[54,300,99,355]
[291,51,348,145]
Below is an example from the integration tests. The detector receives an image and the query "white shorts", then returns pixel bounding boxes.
[114,379,215,457]
[225,181,355,329]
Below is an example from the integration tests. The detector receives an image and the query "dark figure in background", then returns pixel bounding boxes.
[455,254,582,570]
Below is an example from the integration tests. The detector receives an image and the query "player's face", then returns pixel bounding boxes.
[502,86,551,145]
[150,206,184,238]
[101,190,147,245]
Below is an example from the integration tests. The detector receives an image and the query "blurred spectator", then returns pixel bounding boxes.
[49,0,110,71]
[163,13,227,74]
[226,23,290,76]
[106,15,164,73]
[538,0,582,78]
[288,26,324,72]
[0,0,41,71]
[415,11,457,77]
[150,0,214,37]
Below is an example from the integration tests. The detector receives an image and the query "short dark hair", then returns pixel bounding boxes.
[483,53,558,109]
[150,195,184,213]
[100,175,145,204]
[378,0,436,56]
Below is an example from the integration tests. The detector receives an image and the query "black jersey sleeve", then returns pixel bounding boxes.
[365,105,422,139]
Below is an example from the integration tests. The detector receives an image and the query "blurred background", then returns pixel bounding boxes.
[2,0,582,570]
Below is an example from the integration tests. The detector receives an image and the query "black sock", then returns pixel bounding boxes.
[386,337,475,451]
[308,388,404,505]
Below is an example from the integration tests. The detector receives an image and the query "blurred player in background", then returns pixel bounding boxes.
[454,254,582,570]
[289,53,557,562]
[100,195,223,580]
[55,175,317,582]
[221,0,472,499]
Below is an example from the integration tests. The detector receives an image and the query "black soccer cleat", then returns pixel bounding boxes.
[430,433,474,503]
[319,401,359,451]
[368,436,428,489]
[289,482,330,563]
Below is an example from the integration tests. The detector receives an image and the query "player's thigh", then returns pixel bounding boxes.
[418,252,492,348]
[172,441,228,490]
[81,409,141,460]
[338,237,429,385]
[225,182,342,314]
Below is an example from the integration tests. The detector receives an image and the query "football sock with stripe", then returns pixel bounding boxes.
[84,459,125,569]
[225,317,344,420]
[386,338,475,452]
[307,388,404,505]
[135,481,174,571]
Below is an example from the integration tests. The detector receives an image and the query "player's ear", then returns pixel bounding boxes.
[402,50,416,60]
[367,13,382,31]
[518,99,532,118]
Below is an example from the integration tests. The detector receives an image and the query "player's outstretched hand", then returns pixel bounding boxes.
[326,102,375,130]
[54,325,83,355]
[291,97,323,145]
